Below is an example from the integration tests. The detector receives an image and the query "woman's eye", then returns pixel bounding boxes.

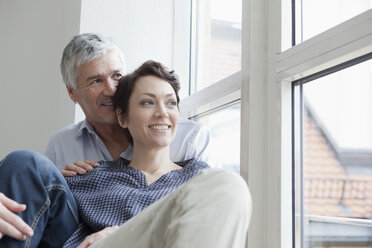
[141,100,153,105]
[167,100,177,106]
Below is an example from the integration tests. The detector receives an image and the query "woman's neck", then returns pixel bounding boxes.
[129,145,181,185]
[130,146,171,173]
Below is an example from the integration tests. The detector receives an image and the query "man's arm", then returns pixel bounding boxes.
[46,138,99,176]
[192,122,211,163]
[45,120,113,171]
[170,118,212,163]
[44,122,83,170]
[0,193,33,240]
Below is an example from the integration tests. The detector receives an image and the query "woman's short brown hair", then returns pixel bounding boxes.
[112,60,180,145]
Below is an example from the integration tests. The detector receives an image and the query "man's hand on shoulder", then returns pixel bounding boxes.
[0,193,33,240]
[61,160,100,177]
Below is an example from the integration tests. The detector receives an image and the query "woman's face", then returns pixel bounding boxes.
[118,75,179,148]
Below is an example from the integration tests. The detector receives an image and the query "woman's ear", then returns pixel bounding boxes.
[116,108,128,128]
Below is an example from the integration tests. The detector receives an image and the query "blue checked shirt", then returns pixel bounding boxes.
[63,157,209,247]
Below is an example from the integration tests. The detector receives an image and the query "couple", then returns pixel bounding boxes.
[0,34,251,247]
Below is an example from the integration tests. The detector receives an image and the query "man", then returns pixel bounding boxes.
[0,33,210,241]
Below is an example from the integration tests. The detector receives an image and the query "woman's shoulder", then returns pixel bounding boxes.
[176,158,210,171]
[99,157,131,170]
[65,158,132,186]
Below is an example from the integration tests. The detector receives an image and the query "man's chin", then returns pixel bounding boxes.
[104,118,119,125]
[100,111,118,123]
[88,116,119,127]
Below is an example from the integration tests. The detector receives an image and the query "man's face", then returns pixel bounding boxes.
[67,49,125,127]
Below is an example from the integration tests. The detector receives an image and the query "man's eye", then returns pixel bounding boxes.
[113,74,122,79]
[91,79,102,85]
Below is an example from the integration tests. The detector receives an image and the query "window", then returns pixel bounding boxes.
[190,0,241,92]
[289,2,372,247]
[195,103,241,173]
[179,0,372,246]
[294,57,372,248]
[288,2,372,248]
[180,0,242,173]
[298,0,372,43]
[282,1,372,51]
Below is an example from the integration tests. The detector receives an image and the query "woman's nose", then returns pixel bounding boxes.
[155,104,169,118]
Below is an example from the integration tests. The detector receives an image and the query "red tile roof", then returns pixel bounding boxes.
[304,112,372,218]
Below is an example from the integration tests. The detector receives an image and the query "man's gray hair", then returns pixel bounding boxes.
[61,33,125,89]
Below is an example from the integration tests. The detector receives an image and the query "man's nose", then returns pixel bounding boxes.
[103,79,116,95]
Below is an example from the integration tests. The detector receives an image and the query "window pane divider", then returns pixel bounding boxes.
[180,71,241,118]
[276,9,372,82]
[307,215,372,228]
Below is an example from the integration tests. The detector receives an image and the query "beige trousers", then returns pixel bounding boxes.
[91,169,252,248]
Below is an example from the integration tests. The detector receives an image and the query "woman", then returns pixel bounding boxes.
[0,61,251,248]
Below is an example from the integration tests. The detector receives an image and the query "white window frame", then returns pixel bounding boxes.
[248,3,372,248]
[172,0,192,99]
[174,0,372,246]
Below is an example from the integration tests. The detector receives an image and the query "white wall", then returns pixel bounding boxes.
[80,0,175,73]
[0,0,81,158]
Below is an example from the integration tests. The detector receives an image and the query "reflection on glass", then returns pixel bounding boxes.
[300,0,372,42]
[300,59,372,247]
[192,0,241,91]
[194,103,240,173]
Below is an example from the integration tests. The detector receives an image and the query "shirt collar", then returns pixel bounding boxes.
[119,144,133,160]
[74,118,98,137]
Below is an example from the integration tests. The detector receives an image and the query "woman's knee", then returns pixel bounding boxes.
[4,150,43,162]
[201,169,252,210]
[0,150,57,177]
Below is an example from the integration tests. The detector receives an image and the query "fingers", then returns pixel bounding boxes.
[77,226,119,248]
[1,194,26,213]
[71,161,90,174]
[85,160,100,167]
[62,161,100,177]
[60,169,77,177]
[0,193,33,240]
[0,217,27,241]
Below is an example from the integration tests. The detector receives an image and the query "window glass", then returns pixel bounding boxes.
[193,103,240,173]
[296,59,372,247]
[192,0,241,92]
[299,0,372,42]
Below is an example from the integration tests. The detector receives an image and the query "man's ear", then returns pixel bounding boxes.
[66,85,77,103]
[116,108,128,128]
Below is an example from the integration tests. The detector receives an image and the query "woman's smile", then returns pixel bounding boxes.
[149,124,171,131]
